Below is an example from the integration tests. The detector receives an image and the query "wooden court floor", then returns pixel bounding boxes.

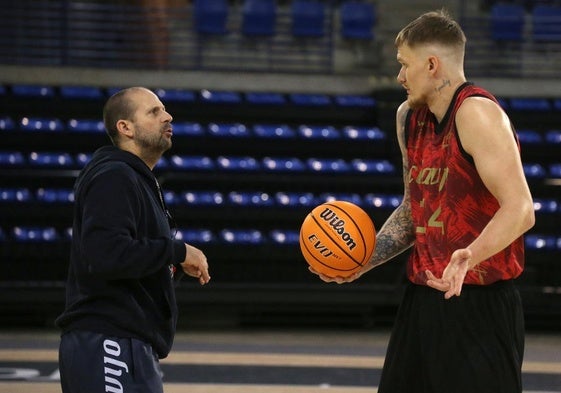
[0,329,560,392]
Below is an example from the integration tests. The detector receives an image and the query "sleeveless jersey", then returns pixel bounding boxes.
[405,82,525,285]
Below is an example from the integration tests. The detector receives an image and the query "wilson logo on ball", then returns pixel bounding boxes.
[318,207,357,250]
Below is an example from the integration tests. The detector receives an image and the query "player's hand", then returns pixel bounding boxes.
[180,244,211,285]
[425,248,472,299]
[308,266,363,284]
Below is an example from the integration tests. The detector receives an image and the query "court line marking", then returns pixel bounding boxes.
[0,349,560,374]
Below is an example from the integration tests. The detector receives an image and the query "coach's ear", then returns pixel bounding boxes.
[116,119,134,139]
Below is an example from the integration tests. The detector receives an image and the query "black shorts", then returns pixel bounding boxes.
[378,280,524,393]
[59,330,164,393]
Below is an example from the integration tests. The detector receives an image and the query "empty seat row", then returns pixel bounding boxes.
[2,225,559,250]
[193,0,375,40]
[4,151,561,178]
[498,97,561,111]
[0,225,300,245]
[0,116,386,140]
[517,129,561,144]
[490,3,561,42]
[0,152,397,174]
[1,84,376,107]
[0,187,402,209]
[524,162,561,178]
[3,187,561,215]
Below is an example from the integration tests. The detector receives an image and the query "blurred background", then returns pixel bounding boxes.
[1,0,560,332]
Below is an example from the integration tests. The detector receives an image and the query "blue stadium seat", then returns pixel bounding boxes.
[497,98,509,109]
[216,156,260,171]
[169,155,215,170]
[291,0,325,37]
[509,98,551,111]
[253,124,296,138]
[335,95,376,107]
[307,158,350,172]
[220,228,264,244]
[262,156,306,172]
[11,85,55,98]
[342,126,385,140]
[0,188,32,202]
[154,157,169,170]
[175,228,215,243]
[516,129,543,144]
[298,125,340,139]
[523,163,547,178]
[181,191,225,205]
[60,85,104,100]
[0,151,25,166]
[490,3,526,41]
[20,117,64,132]
[340,1,375,40]
[532,5,561,42]
[270,229,300,245]
[171,122,204,136]
[245,92,286,105]
[64,227,73,240]
[155,88,196,102]
[545,129,561,144]
[207,122,250,137]
[228,191,274,206]
[163,191,178,206]
[193,0,229,35]
[200,89,243,103]
[241,0,276,36]
[0,116,15,131]
[351,159,396,175]
[525,234,557,250]
[12,226,60,242]
[549,163,561,177]
[533,198,558,214]
[75,153,92,168]
[28,152,74,167]
[67,119,105,133]
[36,188,74,203]
[0,227,5,241]
[289,93,331,106]
[364,193,402,209]
[318,192,363,206]
[275,191,317,207]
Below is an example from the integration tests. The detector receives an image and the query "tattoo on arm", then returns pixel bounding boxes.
[370,200,415,267]
[369,103,415,268]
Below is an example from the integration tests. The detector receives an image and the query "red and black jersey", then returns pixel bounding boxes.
[405,82,525,285]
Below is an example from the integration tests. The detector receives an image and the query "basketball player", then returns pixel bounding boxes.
[56,87,210,393]
[311,9,535,393]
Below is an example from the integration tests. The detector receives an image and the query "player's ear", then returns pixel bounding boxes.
[427,56,438,73]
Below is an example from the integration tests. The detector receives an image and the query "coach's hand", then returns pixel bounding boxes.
[181,244,211,285]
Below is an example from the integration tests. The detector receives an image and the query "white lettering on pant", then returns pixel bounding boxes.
[103,339,129,393]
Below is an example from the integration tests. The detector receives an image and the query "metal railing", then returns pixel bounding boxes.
[1,1,335,74]
[3,1,561,79]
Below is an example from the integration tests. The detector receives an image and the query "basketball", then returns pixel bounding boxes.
[299,200,376,278]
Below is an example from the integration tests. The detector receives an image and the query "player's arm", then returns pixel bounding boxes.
[427,97,535,298]
[368,101,416,269]
[457,97,535,266]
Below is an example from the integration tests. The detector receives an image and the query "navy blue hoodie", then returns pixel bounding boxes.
[55,146,186,359]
